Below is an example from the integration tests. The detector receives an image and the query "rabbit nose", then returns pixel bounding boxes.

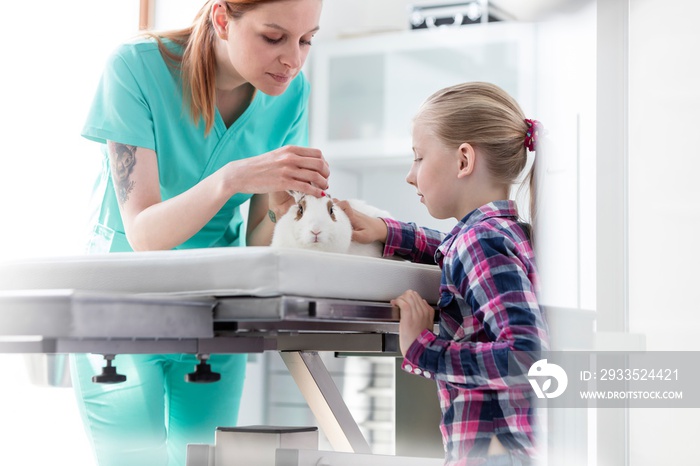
[311,230,321,242]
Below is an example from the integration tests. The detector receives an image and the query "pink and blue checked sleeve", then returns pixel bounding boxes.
[382,217,444,264]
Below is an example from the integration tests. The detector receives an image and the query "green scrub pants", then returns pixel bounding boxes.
[70,353,246,466]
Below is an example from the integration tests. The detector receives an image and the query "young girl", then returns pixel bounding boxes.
[339,82,549,466]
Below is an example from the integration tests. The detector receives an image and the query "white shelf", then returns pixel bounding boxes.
[309,22,537,163]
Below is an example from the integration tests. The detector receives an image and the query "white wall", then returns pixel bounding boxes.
[153,0,202,30]
[628,0,700,350]
[628,0,700,463]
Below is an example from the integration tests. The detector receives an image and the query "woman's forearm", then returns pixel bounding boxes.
[246,213,276,246]
[246,193,289,246]
[125,169,231,251]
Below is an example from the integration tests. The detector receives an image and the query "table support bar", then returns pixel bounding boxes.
[280,351,372,454]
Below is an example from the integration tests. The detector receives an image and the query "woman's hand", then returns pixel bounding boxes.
[335,200,389,244]
[392,289,435,357]
[224,145,329,199]
[235,146,328,247]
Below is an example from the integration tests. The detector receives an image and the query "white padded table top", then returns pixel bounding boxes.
[0,247,441,304]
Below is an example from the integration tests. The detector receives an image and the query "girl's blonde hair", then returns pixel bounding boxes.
[414,81,539,230]
[147,0,281,135]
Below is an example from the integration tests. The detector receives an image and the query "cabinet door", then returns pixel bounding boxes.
[310,22,536,164]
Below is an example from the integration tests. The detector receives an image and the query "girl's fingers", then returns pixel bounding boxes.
[397,290,434,327]
[404,290,425,310]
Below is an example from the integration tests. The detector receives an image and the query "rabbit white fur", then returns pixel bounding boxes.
[270,193,391,257]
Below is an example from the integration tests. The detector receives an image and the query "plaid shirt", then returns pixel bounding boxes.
[383,200,549,465]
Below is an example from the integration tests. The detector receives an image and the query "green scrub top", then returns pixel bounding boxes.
[82,38,310,253]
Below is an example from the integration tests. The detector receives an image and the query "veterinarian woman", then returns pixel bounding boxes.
[76,1,327,465]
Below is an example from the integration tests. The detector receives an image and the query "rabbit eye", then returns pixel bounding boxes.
[295,200,306,220]
[327,200,337,221]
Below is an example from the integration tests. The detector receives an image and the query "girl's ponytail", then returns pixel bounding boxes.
[524,118,542,242]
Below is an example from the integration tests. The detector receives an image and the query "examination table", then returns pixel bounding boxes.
[0,247,444,465]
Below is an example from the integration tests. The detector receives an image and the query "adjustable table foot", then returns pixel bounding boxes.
[186,353,221,383]
[92,354,127,384]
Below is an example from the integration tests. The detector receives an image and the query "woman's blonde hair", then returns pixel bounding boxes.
[147,0,280,135]
[414,81,539,230]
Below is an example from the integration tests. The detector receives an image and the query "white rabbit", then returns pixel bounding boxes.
[270,192,392,258]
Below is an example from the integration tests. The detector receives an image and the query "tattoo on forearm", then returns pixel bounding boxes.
[108,142,137,204]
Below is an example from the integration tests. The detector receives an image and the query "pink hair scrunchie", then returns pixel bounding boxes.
[524,119,541,152]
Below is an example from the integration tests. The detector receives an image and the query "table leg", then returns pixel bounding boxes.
[280,351,372,454]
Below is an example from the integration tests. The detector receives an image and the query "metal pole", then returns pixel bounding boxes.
[280,351,372,454]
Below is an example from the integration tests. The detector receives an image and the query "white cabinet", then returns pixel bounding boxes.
[309,22,536,166]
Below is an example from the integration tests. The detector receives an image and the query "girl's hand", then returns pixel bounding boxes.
[392,289,435,357]
[225,145,330,198]
[335,200,388,244]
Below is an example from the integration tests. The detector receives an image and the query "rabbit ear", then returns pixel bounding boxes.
[287,190,305,203]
